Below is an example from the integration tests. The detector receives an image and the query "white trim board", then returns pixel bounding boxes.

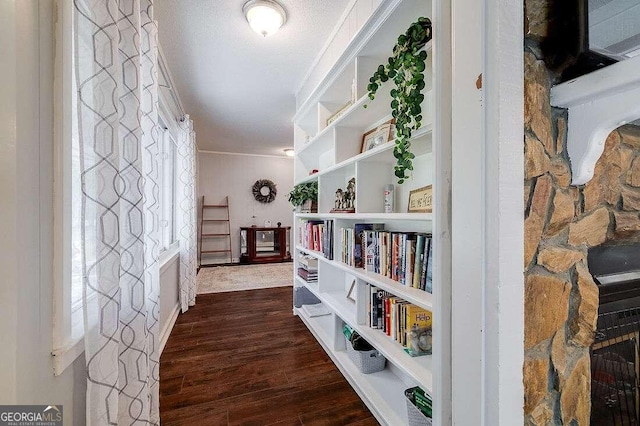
[160,303,181,355]
[197,150,294,159]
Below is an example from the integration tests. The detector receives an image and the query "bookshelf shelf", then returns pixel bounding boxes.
[295,123,433,186]
[295,275,320,298]
[296,212,432,221]
[322,291,434,394]
[294,307,410,426]
[292,1,449,424]
[296,245,434,311]
[322,291,358,324]
[293,307,334,349]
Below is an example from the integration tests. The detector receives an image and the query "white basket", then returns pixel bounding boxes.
[405,394,432,426]
[345,336,386,374]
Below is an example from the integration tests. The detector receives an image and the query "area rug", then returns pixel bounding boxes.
[197,263,293,294]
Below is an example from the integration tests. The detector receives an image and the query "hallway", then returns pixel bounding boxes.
[159,287,378,425]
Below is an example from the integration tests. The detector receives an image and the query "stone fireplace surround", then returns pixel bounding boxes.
[524,3,640,424]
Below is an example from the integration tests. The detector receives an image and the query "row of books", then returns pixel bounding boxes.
[297,220,334,260]
[340,224,433,292]
[367,284,433,356]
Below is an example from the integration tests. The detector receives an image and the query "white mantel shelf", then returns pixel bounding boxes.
[550,55,640,185]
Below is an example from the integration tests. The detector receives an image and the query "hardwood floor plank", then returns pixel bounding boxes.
[226,381,361,425]
[160,286,374,425]
[345,418,381,426]
[160,376,184,397]
[162,372,289,411]
[298,400,378,426]
[162,408,228,426]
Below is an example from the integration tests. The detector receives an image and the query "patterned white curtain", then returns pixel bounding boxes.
[74,0,161,424]
[177,116,198,312]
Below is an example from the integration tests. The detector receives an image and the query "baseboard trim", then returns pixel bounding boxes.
[160,303,180,355]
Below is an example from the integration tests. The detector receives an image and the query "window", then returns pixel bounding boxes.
[53,1,180,374]
[159,122,178,252]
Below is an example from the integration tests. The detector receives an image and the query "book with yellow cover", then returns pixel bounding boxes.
[405,305,433,356]
[405,305,432,332]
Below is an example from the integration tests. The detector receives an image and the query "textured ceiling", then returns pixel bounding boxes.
[155,0,348,155]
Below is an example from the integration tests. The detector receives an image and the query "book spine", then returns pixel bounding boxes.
[413,235,425,288]
[398,234,407,285]
[426,242,433,293]
[406,239,415,288]
[392,234,398,281]
[376,290,383,329]
[374,232,379,274]
[390,298,396,340]
[385,297,391,336]
[366,283,371,327]
[420,238,430,291]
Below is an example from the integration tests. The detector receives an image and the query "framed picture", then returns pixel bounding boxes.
[408,185,433,213]
[361,119,396,153]
[346,279,356,302]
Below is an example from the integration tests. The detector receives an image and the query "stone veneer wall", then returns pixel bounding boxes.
[524,4,640,425]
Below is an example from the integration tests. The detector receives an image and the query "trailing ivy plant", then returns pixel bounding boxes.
[287,181,318,207]
[365,17,432,184]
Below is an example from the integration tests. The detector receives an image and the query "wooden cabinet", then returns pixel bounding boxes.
[240,227,291,264]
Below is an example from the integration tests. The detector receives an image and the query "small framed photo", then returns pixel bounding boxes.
[408,185,433,213]
[346,279,356,303]
[361,119,396,153]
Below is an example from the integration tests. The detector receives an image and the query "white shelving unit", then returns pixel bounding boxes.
[292,1,451,425]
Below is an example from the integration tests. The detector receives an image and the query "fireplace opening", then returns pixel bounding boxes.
[589,243,640,425]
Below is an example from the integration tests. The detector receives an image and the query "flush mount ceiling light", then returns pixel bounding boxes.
[243,0,287,37]
[283,149,294,157]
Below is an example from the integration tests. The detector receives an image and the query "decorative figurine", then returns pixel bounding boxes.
[330,178,356,213]
[334,189,344,210]
[346,178,356,210]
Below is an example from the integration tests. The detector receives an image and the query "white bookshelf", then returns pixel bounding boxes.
[292,0,450,425]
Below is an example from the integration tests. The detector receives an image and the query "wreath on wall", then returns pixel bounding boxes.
[252,179,277,203]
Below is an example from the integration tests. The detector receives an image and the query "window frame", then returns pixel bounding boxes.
[160,126,178,252]
[52,0,81,376]
[158,97,180,254]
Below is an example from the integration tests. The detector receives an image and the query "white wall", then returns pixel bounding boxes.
[0,0,19,403]
[0,1,86,424]
[198,153,294,263]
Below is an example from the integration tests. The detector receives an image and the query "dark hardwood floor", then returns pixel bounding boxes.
[160,286,379,426]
